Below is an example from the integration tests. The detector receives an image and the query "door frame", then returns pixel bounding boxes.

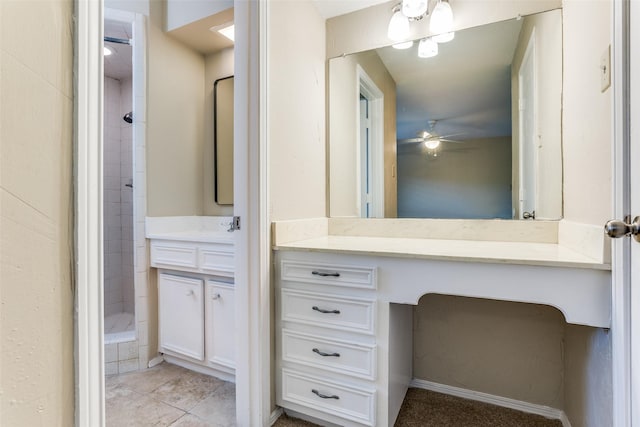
[74,0,269,425]
[356,65,385,218]
[611,0,632,425]
[517,29,538,220]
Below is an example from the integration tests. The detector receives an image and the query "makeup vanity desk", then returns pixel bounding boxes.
[272,219,611,427]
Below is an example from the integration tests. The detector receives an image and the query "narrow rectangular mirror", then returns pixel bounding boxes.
[214,75,234,205]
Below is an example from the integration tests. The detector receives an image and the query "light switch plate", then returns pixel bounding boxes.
[601,45,611,92]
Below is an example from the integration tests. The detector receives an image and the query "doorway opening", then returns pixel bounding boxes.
[357,65,385,218]
[102,9,150,376]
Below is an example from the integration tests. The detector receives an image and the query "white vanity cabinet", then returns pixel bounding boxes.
[276,256,384,427]
[150,237,235,379]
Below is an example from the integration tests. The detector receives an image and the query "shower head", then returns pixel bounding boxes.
[123,112,133,123]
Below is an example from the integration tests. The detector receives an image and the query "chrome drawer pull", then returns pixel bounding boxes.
[312,306,341,314]
[312,348,340,357]
[311,270,340,278]
[312,389,340,400]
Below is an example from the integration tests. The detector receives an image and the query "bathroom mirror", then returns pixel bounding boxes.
[214,76,234,205]
[329,9,562,220]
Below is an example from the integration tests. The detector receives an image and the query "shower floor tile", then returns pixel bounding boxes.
[105,311,135,334]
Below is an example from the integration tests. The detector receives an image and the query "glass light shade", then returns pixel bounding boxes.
[432,31,455,43]
[424,139,441,149]
[418,38,438,58]
[402,0,428,18]
[387,11,410,42]
[430,0,454,35]
[392,41,414,50]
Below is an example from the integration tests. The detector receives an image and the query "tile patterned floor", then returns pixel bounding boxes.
[106,362,236,426]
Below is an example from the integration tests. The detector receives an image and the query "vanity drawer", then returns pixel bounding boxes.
[281,289,375,335]
[200,244,234,277]
[281,260,376,290]
[281,368,376,426]
[282,329,376,380]
[151,241,198,269]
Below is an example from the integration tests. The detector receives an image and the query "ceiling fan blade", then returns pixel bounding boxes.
[398,137,424,144]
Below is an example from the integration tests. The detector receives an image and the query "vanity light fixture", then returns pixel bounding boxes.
[418,37,438,58]
[430,0,454,35]
[387,8,411,42]
[387,0,455,56]
[402,0,429,19]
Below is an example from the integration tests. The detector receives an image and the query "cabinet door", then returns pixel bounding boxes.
[206,281,235,368]
[158,273,204,360]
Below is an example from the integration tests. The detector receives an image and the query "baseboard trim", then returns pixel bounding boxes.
[559,411,573,427]
[410,378,570,425]
[148,355,164,368]
[270,408,284,426]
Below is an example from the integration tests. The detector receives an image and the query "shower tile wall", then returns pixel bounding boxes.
[104,76,134,318]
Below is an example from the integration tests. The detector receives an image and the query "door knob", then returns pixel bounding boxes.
[604,216,640,242]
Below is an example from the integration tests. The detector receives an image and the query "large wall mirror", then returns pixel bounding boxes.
[214,76,234,205]
[329,9,562,220]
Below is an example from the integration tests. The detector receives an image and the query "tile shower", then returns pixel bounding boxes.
[104,74,138,373]
[103,13,150,378]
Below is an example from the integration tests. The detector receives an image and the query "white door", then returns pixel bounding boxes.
[631,2,640,421]
[518,33,537,220]
[610,2,640,425]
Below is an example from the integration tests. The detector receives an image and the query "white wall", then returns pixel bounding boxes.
[511,10,563,220]
[414,295,565,409]
[166,0,232,31]
[146,0,206,216]
[0,0,75,424]
[268,0,327,221]
[329,50,397,218]
[562,1,612,226]
[397,137,512,219]
[204,47,235,216]
[561,1,613,425]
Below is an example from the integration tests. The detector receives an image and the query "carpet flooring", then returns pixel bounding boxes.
[273,388,563,427]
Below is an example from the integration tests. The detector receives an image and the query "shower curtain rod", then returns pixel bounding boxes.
[104,36,131,45]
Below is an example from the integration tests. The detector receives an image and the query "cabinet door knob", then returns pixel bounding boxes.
[211,293,221,300]
[185,289,194,296]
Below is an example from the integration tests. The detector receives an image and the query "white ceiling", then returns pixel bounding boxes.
[104,19,132,80]
[313,0,391,18]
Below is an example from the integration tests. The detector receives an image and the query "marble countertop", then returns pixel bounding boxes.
[273,235,610,270]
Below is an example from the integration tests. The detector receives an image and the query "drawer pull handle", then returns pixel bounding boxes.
[312,389,340,400]
[312,306,341,314]
[311,271,341,278]
[312,348,340,357]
